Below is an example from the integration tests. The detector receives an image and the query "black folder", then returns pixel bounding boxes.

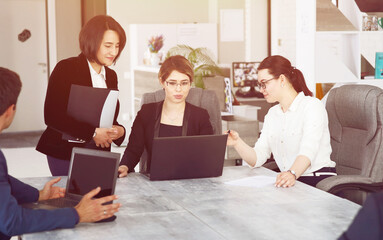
[63,84,119,142]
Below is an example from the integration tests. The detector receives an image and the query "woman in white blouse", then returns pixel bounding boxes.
[227,55,336,188]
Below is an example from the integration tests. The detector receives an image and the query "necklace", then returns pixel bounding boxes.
[162,110,184,123]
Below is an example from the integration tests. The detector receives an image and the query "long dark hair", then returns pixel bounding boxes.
[257,55,313,96]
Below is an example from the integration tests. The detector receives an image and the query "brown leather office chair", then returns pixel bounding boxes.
[316,84,383,204]
[138,87,222,173]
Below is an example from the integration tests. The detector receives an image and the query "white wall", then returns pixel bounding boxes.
[271,0,296,65]
[55,0,82,62]
[248,0,268,62]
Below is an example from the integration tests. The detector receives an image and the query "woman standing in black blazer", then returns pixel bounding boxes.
[37,15,126,176]
[118,55,214,177]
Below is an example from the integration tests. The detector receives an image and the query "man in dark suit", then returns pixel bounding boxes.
[0,67,121,240]
[338,192,383,240]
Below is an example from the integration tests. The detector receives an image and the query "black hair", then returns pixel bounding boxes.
[0,67,22,115]
[79,15,126,65]
[258,55,313,96]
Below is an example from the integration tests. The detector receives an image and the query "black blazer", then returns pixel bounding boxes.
[120,101,214,172]
[36,53,125,160]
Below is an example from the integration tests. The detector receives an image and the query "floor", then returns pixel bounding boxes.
[0,131,126,178]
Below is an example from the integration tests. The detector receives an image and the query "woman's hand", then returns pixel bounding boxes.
[275,171,296,188]
[108,125,125,140]
[225,130,240,146]
[94,128,114,148]
[118,165,129,178]
[39,177,66,201]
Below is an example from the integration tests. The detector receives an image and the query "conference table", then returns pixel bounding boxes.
[21,166,360,240]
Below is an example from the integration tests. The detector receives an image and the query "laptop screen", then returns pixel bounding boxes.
[67,151,118,198]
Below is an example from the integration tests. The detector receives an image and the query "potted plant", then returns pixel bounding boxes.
[166,44,222,88]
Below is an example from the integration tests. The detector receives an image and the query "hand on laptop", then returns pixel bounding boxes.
[94,128,113,148]
[118,165,128,178]
[38,177,66,201]
[75,187,121,223]
[108,125,125,140]
[225,130,240,147]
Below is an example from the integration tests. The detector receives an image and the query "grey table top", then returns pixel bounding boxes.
[21,166,360,240]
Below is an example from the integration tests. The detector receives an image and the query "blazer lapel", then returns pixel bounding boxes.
[153,101,164,138]
[181,103,190,136]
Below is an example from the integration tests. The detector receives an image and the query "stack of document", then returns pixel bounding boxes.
[225,176,275,188]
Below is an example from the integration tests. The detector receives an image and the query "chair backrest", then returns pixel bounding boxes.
[326,84,383,181]
[138,87,222,173]
[140,87,222,134]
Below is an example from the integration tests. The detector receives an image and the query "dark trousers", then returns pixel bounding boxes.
[298,167,337,187]
[47,155,70,176]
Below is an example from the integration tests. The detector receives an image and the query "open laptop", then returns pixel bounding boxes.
[23,147,120,210]
[148,134,228,181]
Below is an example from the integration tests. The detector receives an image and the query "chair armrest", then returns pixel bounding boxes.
[316,175,383,194]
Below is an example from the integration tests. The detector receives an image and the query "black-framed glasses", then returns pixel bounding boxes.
[257,77,277,90]
[165,80,191,89]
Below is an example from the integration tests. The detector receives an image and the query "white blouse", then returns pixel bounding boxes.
[87,60,107,88]
[253,92,335,175]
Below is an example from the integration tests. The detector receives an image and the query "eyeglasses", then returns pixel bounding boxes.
[257,77,277,90]
[165,80,191,90]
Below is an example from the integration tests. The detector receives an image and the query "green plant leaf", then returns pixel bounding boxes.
[165,44,222,88]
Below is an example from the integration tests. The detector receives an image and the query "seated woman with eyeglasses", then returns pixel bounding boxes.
[226,55,336,188]
[118,55,214,177]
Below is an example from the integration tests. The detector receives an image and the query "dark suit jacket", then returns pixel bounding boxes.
[0,150,78,240]
[338,192,383,240]
[120,101,214,172]
[36,53,125,160]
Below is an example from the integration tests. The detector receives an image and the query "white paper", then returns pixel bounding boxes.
[99,90,119,128]
[225,176,275,188]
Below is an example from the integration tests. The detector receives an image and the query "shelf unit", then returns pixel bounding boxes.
[314,0,383,86]
[291,0,383,95]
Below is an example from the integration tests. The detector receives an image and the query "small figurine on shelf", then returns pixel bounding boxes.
[148,34,164,66]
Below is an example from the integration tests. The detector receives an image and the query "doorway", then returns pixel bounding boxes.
[0,0,48,132]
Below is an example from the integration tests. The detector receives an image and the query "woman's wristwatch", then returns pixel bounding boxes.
[287,169,297,179]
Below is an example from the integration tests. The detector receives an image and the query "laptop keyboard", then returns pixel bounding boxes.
[38,198,79,208]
